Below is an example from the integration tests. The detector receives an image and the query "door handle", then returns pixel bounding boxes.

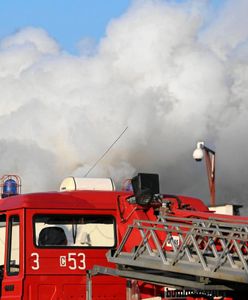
[5,284,14,291]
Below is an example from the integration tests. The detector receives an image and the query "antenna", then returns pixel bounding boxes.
[84,126,128,177]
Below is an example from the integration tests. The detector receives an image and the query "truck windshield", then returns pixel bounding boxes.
[34,214,115,248]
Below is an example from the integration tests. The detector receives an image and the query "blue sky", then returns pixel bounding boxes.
[0,0,131,54]
[0,0,225,54]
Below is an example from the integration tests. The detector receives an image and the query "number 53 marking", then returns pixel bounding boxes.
[68,253,86,270]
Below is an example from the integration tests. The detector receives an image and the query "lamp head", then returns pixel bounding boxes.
[193,141,205,161]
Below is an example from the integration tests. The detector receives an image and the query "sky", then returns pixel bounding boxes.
[0,0,223,54]
[1,0,248,212]
[0,0,132,54]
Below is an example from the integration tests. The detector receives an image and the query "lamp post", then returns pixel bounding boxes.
[193,142,216,207]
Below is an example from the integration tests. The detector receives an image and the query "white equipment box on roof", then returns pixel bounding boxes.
[59,177,115,192]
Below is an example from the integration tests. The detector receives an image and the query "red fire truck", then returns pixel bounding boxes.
[0,173,247,300]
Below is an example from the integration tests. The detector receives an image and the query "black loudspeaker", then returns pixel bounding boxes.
[131,173,160,206]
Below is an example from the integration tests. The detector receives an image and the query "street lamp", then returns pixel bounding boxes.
[193,142,216,207]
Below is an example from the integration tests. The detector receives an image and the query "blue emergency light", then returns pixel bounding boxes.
[2,178,18,197]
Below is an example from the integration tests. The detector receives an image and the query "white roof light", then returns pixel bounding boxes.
[59,177,115,192]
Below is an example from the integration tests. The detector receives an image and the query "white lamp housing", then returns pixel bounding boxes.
[193,142,205,161]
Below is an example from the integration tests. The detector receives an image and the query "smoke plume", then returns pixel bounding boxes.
[0,0,248,210]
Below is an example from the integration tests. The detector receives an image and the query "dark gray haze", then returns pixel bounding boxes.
[0,0,248,210]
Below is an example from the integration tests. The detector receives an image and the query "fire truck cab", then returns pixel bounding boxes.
[0,188,128,299]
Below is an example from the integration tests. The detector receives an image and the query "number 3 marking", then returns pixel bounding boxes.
[78,253,86,270]
[31,252,39,270]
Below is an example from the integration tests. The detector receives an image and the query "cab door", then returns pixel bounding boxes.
[1,211,24,300]
[0,214,6,298]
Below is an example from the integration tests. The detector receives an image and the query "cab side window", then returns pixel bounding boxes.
[0,214,6,277]
[34,214,116,248]
[7,215,20,275]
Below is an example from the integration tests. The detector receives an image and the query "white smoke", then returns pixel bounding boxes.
[0,0,248,210]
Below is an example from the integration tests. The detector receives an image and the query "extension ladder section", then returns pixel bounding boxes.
[107,215,248,285]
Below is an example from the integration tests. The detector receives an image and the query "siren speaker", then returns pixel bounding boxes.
[131,173,160,205]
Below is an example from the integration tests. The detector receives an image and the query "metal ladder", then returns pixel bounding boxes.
[86,215,248,299]
[107,215,248,285]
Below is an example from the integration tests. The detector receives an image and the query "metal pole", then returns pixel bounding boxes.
[126,280,132,300]
[204,147,215,207]
[86,270,92,300]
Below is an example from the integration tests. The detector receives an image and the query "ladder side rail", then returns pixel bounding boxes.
[242,226,248,256]
[114,220,161,260]
[114,225,135,257]
[209,238,221,260]
[193,222,248,273]
[199,226,234,270]
[160,216,248,241]
[193,222,244,272]
[175,224,196,262]
[134,224,189,235]
[169,221,220,266]
[133,218,248,252]
[199,220,223,259]
[133,221,190,261]
[193,220,248,247]
[149,229,168,264]
[233,239,248,273]
[136,220,154,256]
[199,222,227,259]
[211,235,235,272]
[133,227,153,260]
[147,216,195,264]
[213,223,248,271]
[171,227,196,266]
[199,222,219,258]
[194,220,248,236]
[114,218,172,258]
[156,218,224,268]
[194,230,248,243]
[182,223,240,273]
[189,228,210,271]
[189,224,216,259]
[161,216,203,264]
[156,216,196,263]
[161,215,248,232]
[119,219,196,266]
[208,216,248,225]
[163,224,193,261]
[165,223,201,264]
[168,221,237,272]
[158,216,176,251]
[212,225,238,272]
[161,226,173,249]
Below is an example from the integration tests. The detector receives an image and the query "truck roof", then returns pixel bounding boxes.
[0,190,131,211]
